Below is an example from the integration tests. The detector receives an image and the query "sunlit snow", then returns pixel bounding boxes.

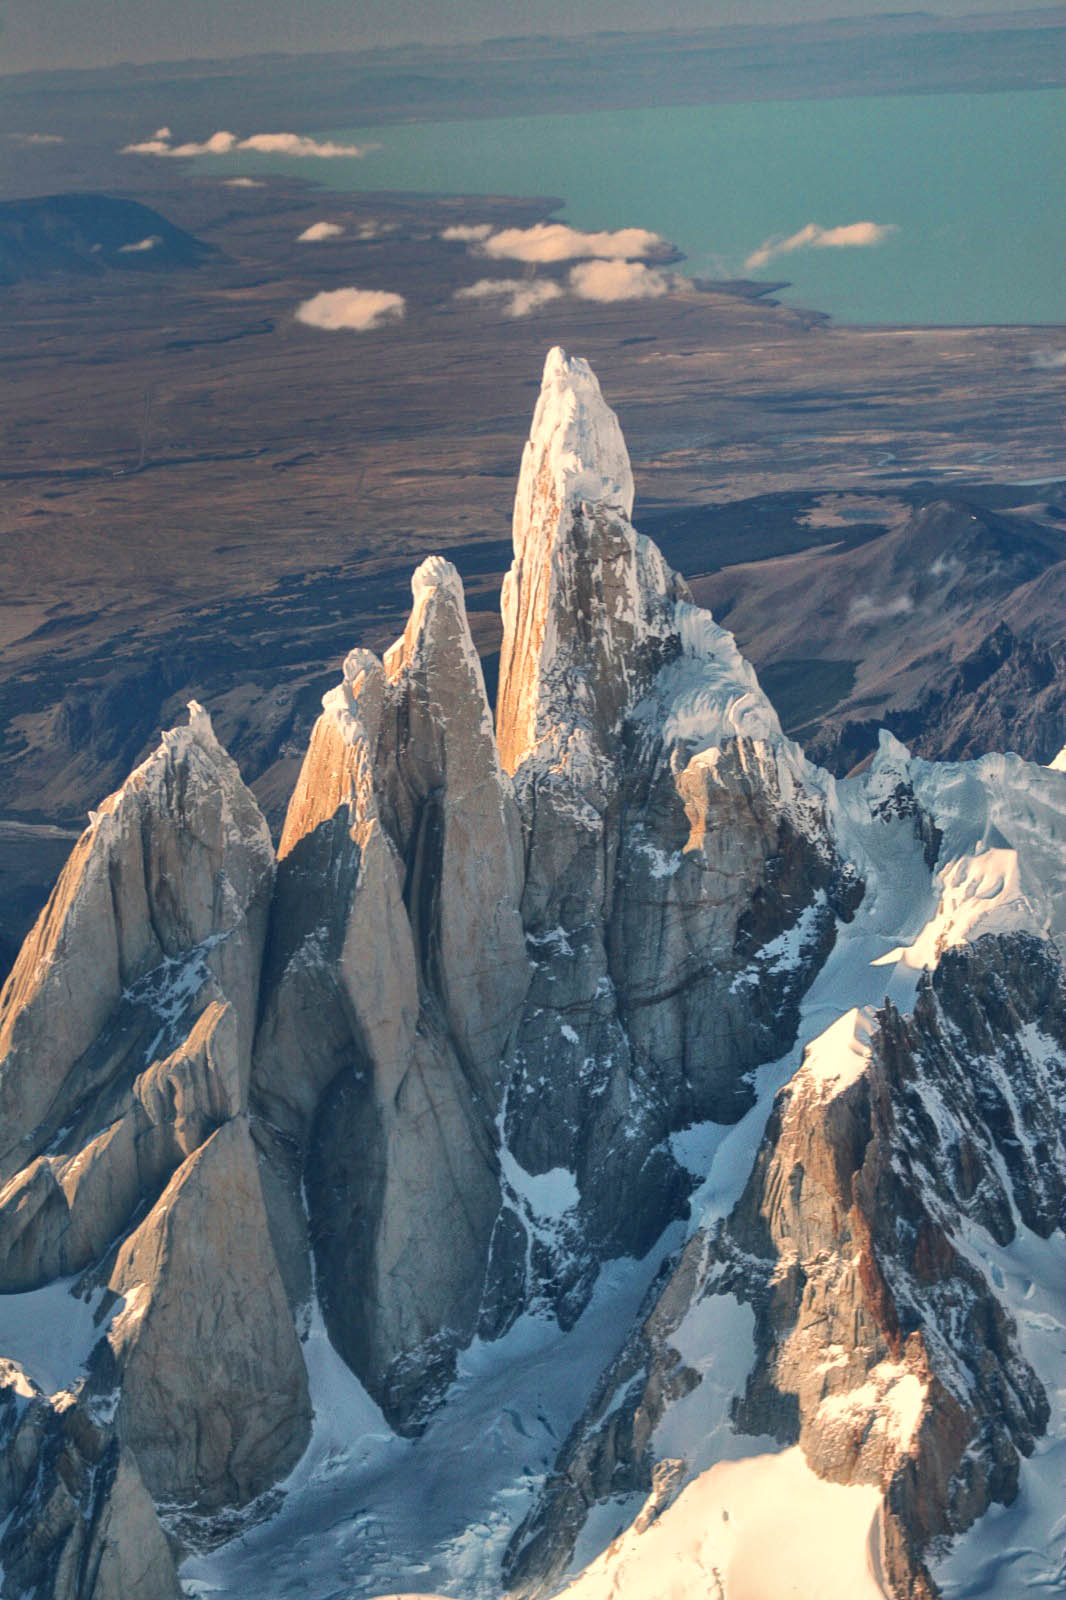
[555,1447,887,1600]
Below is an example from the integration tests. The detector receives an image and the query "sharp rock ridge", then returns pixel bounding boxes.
[0,700,305,1600]
[495,345,797,821]
[497,347,685,780]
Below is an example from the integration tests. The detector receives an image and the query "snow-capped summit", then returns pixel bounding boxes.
[498,347,689,781]
[515,346,635,529]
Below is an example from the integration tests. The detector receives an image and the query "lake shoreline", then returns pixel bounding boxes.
[193,87,1065,327]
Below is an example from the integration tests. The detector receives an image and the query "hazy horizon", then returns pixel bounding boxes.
[3,0,1063,76]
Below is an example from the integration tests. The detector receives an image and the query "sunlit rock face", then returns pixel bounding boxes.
[3,349,1066,1600]
[253,349,857,1426]
[0,703,307,1598]
[489,349,860,1331]
[253,556,529,1428]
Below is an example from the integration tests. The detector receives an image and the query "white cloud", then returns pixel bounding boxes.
[7,132,65,146]
[455,277,564,318]
[479,223,668,264]
[568,259,674,302]
[745,221,898,272]
[239,132,377,158]
[122,129,376,159]
[123,129,238,156]
[222,177,265,189]
[298,221,345,242]
[294,287,405,332]
[441,223,494,242]
[118,235,162,254]
[847,592,914,625]
[454,256,682,314]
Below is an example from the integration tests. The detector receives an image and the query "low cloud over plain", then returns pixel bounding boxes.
[745,220,898,271]
[445,219,685,316]
[569,259,674,301]
[124,129,376,159]
[454,259,681,317]
[443,221,670,262]
[297,221,345,242]
[455,278,565,318]
[295,287,405,331]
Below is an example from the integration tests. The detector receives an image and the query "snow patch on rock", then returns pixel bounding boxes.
[799,1006,878,1100]
[817,1360,927,1451]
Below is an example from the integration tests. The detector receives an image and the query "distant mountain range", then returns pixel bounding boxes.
[697,493,1066,773]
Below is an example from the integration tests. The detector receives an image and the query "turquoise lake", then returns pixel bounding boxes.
[208,89,1065,327]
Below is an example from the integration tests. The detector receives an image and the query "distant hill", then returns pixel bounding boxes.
[0,193,214,284]
[693,495,1066,772]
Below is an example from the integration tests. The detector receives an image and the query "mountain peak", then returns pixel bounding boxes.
[497,348,682,777]
[516,346,634,537]
[384,554,471,686]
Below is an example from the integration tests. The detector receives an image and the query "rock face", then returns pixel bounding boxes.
[252,558,529,1427]
[0,1365,180,1600]
[715,939,1062,1599]
[0,702,273,1306]
[489,350,859,1327]
[506,729,1066,1600]
[251,355,855,1426]
[0,704,308,1597]
[108,1116,309,1513]
[2,349,1066,1600]
[0,702,270,1191]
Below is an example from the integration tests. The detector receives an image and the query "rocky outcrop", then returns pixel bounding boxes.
[376,556,529,1094]
[0,702,272,1191]
[0,1000,242,1293]
[489,351,860,1329]
[252,559,528,1428]
[716,942,1061,1599]
[0,353,876,1597]
[252,359,859,1418]
[0,704,308,1596]
[107,1116,310,1513]
[0,1123,310,1598]
[507,934,1066,1599]
[497,344,666,777]
[0,1365,180,1600]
